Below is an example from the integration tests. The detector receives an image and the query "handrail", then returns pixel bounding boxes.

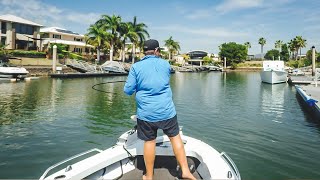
[39,148,102,180]
[220,152,241,180]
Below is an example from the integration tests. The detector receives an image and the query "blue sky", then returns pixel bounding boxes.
[1,0,320,54]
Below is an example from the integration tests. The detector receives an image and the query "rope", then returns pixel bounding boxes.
[91,80,126,94]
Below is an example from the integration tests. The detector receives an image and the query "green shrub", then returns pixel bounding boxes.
[287,60,299,68]
[287,59,312,68]
[9,50,46,58]
[58,54,65,59]
[173,63,181,66]
[230,62,238,69]
[236,62,262,67]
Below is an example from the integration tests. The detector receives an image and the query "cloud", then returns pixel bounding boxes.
[185,9,214,20]
[0,0,100,32]
[216,0,264,14]
[153,24,248,38]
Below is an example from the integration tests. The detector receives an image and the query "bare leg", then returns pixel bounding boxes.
[169,134,196,180]
[143,139,156,180]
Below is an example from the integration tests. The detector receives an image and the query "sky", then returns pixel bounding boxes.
[1,0,320,55]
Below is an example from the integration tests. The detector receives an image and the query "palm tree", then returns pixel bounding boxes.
[118,22,138,62]
[244,42,251,51]
[164,36,180,60]
[86,24,110,63]
[97,14,122,61]
[295,36,307,59]
[129,16,149,64]
[275,40,283,52]
[258,37,266,60]
[288,40,297,60]
[244,42,251,60]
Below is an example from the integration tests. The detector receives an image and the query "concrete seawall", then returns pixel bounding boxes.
[25,66,77,76]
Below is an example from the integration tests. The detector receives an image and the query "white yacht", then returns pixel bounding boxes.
[260,60,287,84]
[0,62,29,79]
[40,116,241,180]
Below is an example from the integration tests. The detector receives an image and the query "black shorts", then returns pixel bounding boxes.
[137,115,179,141]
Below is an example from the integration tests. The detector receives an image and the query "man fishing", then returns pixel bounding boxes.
[124,39,196,180]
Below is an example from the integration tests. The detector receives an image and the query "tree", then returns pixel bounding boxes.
[275,40,283,52]
[129,16,149,64]
[306,49,320,62]
[97,14,122,61]
[118,22,138,62]
[219,42,247,65]
[164,36,180,60]
[295,36,307,59]
[258,37,266,60]
[280,43,289,61]
[288,39,297,60]
[0,44,10,63]
[244,42,251,50]
[86,24,110,63]
[264,49,280,60]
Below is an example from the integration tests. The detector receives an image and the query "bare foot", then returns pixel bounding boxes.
[142,174,153,180]
[181,172,196,180]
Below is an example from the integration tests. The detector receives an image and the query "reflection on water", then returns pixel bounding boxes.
[260,83,287,121]
[0,73,320,179]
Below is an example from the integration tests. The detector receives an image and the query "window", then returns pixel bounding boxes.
[13,23,34,35]
[52,34,61,39]
[74,48,82,53]
[41,33,50,38]
[1,22,6,34]
[1,37,6,45]
[74,37,82,42]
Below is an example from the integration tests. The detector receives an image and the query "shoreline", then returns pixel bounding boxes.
[24,66,263,77]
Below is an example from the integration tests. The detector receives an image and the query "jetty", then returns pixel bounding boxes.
[295,85,320,119]
[290,68,320,119]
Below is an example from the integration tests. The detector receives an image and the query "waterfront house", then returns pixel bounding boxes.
[0,14,42,50]
[40,27,93,54]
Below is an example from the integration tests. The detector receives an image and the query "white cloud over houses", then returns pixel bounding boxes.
[153,24,248,38]
[0,0,100,32]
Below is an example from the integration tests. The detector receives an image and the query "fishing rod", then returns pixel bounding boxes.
[91,80,126,93]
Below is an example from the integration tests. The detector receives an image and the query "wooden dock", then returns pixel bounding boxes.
[288,75,318,85]
[50,72,128,78]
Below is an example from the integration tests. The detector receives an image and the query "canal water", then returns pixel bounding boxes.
[0,72,319,179]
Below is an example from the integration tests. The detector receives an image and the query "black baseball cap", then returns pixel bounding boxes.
[143,39,160,52]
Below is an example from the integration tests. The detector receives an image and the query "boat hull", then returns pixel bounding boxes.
[260,70,287,84]
[0,67,29,79]
[41,130,241,180]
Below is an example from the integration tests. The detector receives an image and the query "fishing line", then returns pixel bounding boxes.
[92,80,126,94]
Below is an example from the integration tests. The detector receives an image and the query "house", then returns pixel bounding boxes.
[40,27,93,54]
[0,14,42,50]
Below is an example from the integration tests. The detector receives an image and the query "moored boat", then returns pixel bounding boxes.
[260,60,287,84]
[0,63,29,79]
[40,116,241,180]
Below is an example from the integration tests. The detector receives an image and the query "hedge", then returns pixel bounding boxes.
[9,50,46,58]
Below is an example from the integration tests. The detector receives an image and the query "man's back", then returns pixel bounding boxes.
[124,55,176,121]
